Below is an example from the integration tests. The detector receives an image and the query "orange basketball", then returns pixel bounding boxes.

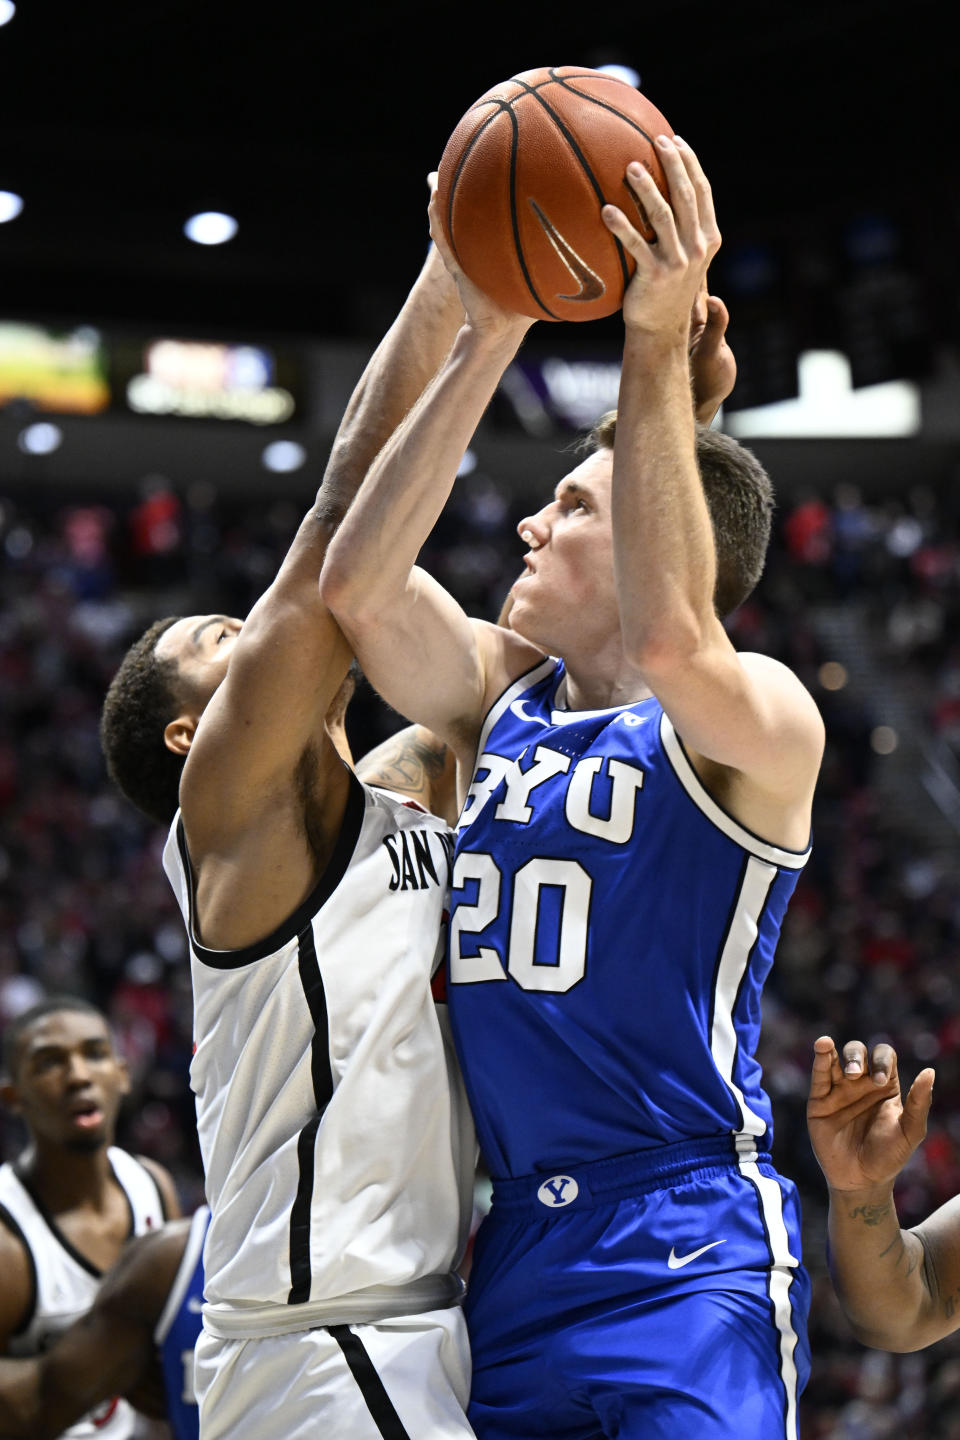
[436,65,674,323]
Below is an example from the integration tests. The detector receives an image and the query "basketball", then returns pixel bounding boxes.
[436,66,674,324]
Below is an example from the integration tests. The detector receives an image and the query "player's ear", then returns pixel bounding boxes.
[164,713,198,757]
[0,1079,23,1115]
[115,1055,132,1099]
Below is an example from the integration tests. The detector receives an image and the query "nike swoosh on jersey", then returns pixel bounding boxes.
[509,700,542,723]
[667,1239,726,1269]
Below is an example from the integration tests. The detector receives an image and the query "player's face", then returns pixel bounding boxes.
[509,449,619,654]
[4,1011,130,1153]
[154,613,243,712]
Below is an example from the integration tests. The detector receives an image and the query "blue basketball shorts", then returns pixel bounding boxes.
[464,1137,811,1440]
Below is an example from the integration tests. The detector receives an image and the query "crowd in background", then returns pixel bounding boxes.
[2,433,960,1436]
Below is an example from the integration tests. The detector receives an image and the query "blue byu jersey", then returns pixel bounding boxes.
[154,1204,209,1440]
[448,658,810,1180]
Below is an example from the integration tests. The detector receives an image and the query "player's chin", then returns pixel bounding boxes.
[506,582,528,619]
[63,1120,110,1152]
[64,1131,108,1153]
[506,597,542,647]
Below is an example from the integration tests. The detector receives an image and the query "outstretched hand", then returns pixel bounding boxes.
[427,190,534,343]
[689,289,737,423]
[601,134,721,342]
[807,1035,934,1194]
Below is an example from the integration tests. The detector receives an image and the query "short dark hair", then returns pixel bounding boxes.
[586,412,775,619]
[100,617,185,826]
[1,995,107,1080]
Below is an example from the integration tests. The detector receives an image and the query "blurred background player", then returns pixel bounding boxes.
[99,217,478,1439]
[320,137,823,1439]
[0,996,180,1439]
[0,1203,209,1440]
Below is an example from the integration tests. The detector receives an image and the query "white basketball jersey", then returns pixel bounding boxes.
[162,774,476,1338]
[0,1147,167,1438]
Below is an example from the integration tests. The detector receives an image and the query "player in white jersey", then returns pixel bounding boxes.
[0,996,178,1439]
[0,1205,209,1440]
[99,204,479,1439]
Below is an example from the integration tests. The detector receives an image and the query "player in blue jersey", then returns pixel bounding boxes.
[0,1205,208,1440]
[320,132,825,1440]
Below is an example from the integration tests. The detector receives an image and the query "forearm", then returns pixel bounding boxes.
[322,319,525,619]
[613,329,717,663]
[826,1183,937,1350]
[0,1359,57,1438]
[314,246,464,527]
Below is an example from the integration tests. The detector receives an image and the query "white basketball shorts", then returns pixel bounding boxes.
[195,1305,474,1439]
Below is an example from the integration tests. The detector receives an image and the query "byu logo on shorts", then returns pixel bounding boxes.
[537,1175,579,1208]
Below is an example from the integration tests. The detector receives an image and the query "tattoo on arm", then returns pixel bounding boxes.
[878,1231,921,1276]
[849,1200,893,1227]
[361,733,448,798]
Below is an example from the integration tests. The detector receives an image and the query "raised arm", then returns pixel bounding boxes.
[806,1035,957,1352]
[179,211,469,843]
[315,207,466,533]
[320,196,539,752]
[600,138,823,820]
[0,1221,188,1439]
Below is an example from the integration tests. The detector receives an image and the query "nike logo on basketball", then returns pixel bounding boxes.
[667,1240,726,1269]
[528,199,605,303]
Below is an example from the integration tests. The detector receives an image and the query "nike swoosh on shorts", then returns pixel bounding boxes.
[667,1240,726,1269]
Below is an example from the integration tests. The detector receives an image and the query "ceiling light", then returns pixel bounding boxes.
[596,64,641,88]
[0,2,15,27]
[0,190,24,224]
[17,422,63,455]
[183,211,238,246]
[261,440,306,473]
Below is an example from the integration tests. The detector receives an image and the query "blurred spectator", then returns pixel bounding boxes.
[1,445,960,1433]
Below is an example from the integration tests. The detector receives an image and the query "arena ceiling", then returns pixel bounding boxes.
[0,0,954,346]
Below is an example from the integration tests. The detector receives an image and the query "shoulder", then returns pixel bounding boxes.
[475,635,559,734]
[0,1198,32,1259]
[0,1200,36,1346]
[736,651,825,749]
[357,725,457,824]
[0,1178,36,1262]
[133,1155,182,1220]
[0,1161,24,1207]
[475,619,547,699]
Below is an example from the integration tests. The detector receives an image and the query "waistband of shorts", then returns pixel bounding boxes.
[202,1273,465,1339]
[489,1136,773,1213]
